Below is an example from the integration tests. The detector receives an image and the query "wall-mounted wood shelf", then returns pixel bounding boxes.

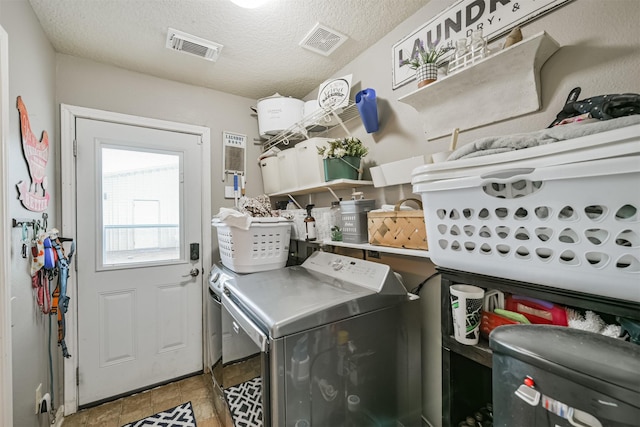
[398,31,560,140]
[268,178,373,197]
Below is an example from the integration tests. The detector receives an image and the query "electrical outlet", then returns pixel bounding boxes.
[224,185,235,199]
[35,383,42,414]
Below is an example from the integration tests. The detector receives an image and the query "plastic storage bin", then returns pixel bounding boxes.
[340,199,375,243]
[212,217,292,273]
[260,156,280,194]
[490,325,640,426]
[295,137,330,187]
[412,125,640,302]
[277,148,299,192]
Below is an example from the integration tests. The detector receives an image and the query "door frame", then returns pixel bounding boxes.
[0,24,13,427]
[60,104,211,415]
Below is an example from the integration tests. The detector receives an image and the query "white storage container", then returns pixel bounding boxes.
[412,125,640,302]
[212,217,292,273]
[277,148,299,192]
[259,156,280,194]
[295,137,330,187]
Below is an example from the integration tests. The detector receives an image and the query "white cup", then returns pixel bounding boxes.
[450,284,485,345]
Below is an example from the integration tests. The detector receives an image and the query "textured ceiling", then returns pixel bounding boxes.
[28,0,429,100]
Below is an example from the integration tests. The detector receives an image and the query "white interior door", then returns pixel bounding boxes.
[75,118,203,406]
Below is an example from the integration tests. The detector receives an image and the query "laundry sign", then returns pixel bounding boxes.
[392,0,572,89]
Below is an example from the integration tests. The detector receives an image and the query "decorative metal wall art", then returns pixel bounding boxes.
[16,96,50,212]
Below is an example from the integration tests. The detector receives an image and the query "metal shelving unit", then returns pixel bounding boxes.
[261,100,360,152]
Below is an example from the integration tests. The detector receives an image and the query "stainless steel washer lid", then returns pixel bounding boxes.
[223,252,409,338]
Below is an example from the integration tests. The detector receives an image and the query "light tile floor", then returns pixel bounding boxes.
[62,373,222,427]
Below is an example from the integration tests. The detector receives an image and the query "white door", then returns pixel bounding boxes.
[75,118,203,405]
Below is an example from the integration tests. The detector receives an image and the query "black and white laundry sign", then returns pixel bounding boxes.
[392,0,572,89]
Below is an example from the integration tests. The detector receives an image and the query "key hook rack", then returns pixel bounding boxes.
[12,212,48,232]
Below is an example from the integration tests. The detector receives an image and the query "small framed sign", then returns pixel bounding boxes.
[222,131,246,181]
[392,0,572,89]
[318,74,353,109]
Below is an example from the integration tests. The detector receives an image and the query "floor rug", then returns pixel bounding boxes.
[122,401,197,427]
[223,377,263,427]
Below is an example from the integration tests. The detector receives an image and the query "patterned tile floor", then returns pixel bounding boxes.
[62,373,222,427]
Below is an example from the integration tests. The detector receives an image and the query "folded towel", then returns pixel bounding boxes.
[449,115,640,161]
[213,208,251,230]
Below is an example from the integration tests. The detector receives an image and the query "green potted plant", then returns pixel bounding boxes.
[317,137,368,181]
[400,39,453,88]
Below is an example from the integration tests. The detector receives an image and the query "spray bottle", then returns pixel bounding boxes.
[305,204,317,241]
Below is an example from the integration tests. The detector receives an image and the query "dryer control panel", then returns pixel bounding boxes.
[302,251,406,295]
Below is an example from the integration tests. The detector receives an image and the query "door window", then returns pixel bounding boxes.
[101,146,182,267]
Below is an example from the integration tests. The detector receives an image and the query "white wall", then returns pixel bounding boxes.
[0,1,60,426]
[55,53,263,253]
[324,0,640,163]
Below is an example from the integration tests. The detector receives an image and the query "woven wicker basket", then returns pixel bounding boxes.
[367,198,428,250]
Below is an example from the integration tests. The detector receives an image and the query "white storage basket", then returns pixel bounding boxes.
[259,156,280,195]
[212,217,292,273]
[295,138,330,187]
[413,155,640,302]
[277,149,299,192]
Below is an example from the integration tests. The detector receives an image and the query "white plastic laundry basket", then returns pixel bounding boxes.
[212,217,292,273]
[413,155,640,302]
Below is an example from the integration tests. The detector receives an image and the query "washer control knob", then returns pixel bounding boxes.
[331,259,344,271]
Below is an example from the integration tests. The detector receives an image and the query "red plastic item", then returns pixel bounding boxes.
[524,377,535,387]
[480,310,519,338]
[505,295,568,326]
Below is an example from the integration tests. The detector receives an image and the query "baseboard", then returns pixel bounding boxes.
[52,406,64,427]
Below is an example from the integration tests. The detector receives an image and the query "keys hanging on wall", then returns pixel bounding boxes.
[12,212,49,259]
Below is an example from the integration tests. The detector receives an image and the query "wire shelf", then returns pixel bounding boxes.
[261,100,360,152]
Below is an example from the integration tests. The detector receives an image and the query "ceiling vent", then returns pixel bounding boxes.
[166,28,223,61]
[299,23,348,56]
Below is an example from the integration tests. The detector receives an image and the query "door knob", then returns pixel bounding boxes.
[183,268,200,278]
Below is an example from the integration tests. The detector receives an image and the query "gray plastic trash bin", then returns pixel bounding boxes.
[490,325,640,427]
